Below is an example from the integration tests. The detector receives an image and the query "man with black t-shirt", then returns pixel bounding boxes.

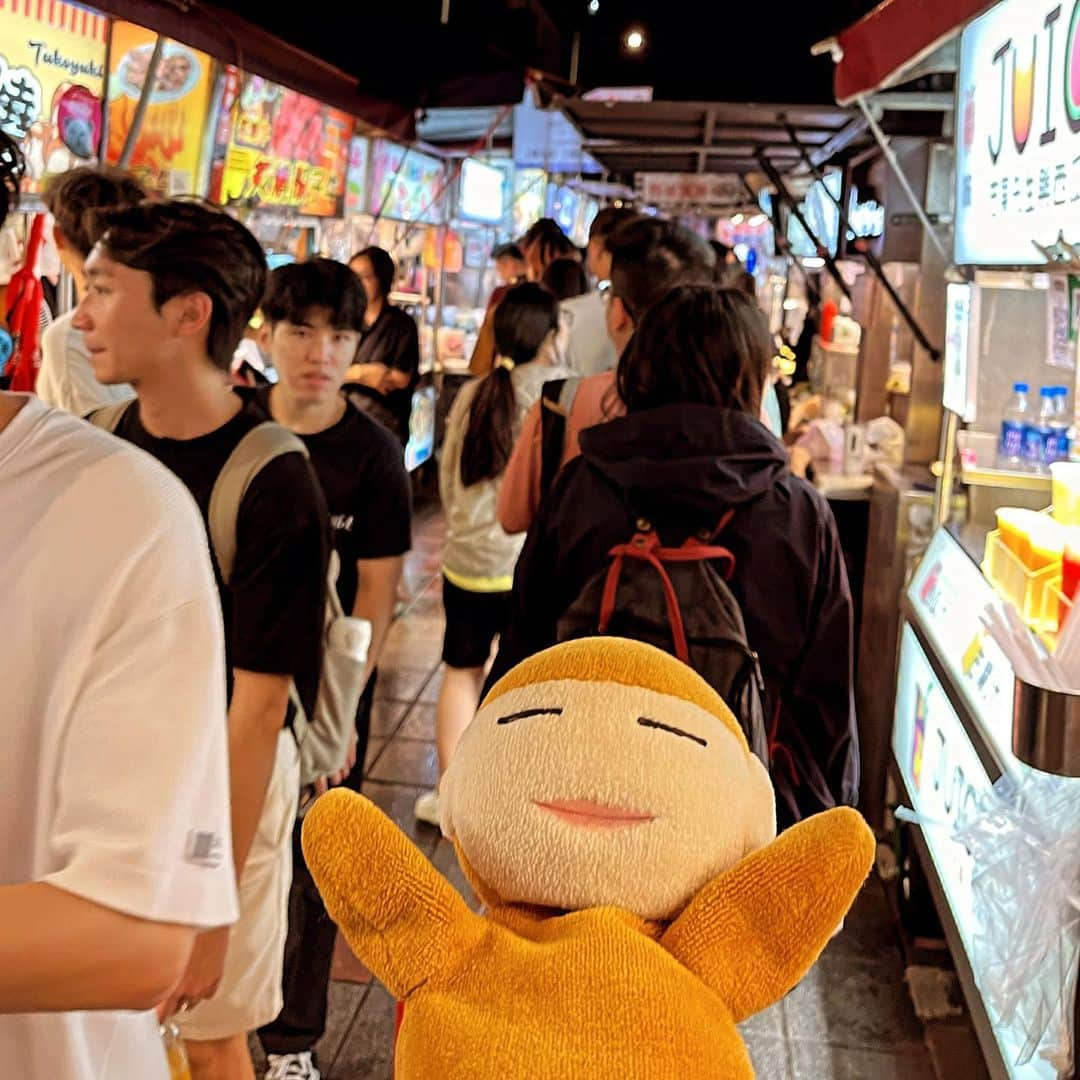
[74,201,328,1080]
[344,246,420,444]
[252,259,411,1080]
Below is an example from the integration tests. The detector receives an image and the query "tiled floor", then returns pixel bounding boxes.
[253,505,939,1079]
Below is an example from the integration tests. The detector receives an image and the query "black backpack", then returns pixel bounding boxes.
[556,512,771,765]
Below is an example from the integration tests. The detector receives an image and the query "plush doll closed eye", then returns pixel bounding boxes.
[303,638,875,1079]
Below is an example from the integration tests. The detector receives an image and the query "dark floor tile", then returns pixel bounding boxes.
[743,1034,793,1079]
[822,881,904,967]
[367,739,438,787]
[924,1020,990,1080]
[331,930,373,985]
[418,666,445,704]
[315,980,370,1068]
[790,1040,934,1079]
[783,957,925,1052]
[429,836,479,909]
[396,702,437,741]
[327,982,396,1080]
[367,698,406,738]
[363,781,439,856]
[378,637,444,671]
[375,666,435,705]
[364,737,387,773]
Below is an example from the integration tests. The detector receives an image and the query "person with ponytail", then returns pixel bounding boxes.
[415,283,564,826]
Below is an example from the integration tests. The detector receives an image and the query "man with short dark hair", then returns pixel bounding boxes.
[37,166,145,414]
[252,258,411,1080]
[497,217,715,535]
[73,199,329,1080]
[344,246,421,444]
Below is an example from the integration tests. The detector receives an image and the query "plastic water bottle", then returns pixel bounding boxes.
[998,382,1030,468]
[1024,387,1056,473]
[1049,387,1072,464]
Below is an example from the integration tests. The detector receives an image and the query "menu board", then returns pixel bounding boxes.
[105,23,214,196]
[512,167,546,237]
[458,158,505,224]
[368,140,444,224]
[210,68,353,217]
[0,0,107,194]
[344,135,369,216]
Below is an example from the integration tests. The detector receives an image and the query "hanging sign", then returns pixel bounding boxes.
[210,69,353,217]
[106,23,213,196]
[636,172,743,207]
[0,0,107,194]
[955,0,1080,264]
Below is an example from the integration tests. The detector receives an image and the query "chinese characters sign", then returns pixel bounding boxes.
[0,0,107,194]
[636,173,743,207]
[956,0,1080,264]
[105,22,213,196]
[210,69,353,217]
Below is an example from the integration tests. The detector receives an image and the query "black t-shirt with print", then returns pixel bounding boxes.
[251,387,413,612]
[110,397,329,718]
[345,304,421,440]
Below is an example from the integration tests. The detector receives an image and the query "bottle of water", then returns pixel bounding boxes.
[1023,387,1056,474]
[1049,387,1072,464]
[999,382,1030,468]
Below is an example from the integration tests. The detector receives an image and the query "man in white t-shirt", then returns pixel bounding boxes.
[0,392,238,1078]
[36,167,144,416]
[559,206,638,377]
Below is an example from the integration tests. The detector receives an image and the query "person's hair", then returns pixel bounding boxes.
[541,257,588,301]
[589,206,637,242]
[493,242,524,263]
[99,199,267,372]
[43,167,146,258]
[607,218,715,323]
[262,257,366,331]
[709,240,733,264]
[350,245,395,298]
[617,284,773,419]
[0,132,24,224]
[460,282,558,487]
[521,217,578,267]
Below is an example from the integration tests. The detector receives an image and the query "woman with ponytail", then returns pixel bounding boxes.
[415,283,564,826]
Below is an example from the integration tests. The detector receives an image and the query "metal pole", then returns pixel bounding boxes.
[118,34,166,168]
[934,408,960,526]
[855,95,956,274]
[782,118,941,362]
[757,154,853,303]
[570,31,581,85]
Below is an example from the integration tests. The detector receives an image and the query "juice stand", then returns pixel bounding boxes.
[889,1,1080,1075]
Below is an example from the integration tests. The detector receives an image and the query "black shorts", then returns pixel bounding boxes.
[441,576,512,669]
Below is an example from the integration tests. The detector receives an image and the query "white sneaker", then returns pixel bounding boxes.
[265,1052,321,1080]
[414,789,441,827]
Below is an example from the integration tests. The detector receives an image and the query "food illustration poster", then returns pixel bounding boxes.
[344,135,369,215]
[368,139,444,224]
[212,71,353,217]
[0,0,107,193]
[105,23,213,196]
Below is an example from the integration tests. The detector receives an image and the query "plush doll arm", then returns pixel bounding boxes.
[660,806,875,1022]
[302,789,485,1000]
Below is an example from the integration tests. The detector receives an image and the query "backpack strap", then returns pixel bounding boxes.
[208,422,309,585]
[539,376,581,496]
[86,398,136,432]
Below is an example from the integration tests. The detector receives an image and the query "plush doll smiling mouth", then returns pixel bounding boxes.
[533,799,657,829]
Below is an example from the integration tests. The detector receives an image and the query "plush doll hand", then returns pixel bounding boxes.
[303,638,875,1079]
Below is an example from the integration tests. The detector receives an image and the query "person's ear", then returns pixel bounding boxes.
[52,225,67,253]
[166,290,213,341]
[611,297,634,336]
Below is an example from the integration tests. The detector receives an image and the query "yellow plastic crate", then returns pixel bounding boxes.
[982,529,1059,631]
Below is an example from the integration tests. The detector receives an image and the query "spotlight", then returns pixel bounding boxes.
[624,27,646,51]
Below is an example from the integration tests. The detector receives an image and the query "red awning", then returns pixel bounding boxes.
[88,0,415,140]
[832,0,995,104]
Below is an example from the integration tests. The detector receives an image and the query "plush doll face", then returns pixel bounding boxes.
[442,640,776,922]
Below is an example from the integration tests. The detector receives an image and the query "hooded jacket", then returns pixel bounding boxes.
[487,403,859,827]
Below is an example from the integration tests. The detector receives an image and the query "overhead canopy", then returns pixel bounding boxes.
[828,0,994,104]
[559,99,871,183]
[88,0,415,139]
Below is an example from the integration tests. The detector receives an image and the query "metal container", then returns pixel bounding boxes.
[1012,679,1080,777]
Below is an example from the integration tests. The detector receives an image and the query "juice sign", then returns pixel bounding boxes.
[211,70,353,217]
[956,0,1080,263]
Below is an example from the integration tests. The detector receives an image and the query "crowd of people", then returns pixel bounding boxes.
[0,126,858,1080]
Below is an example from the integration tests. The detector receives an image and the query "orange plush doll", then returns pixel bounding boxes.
[302,638,875,1079]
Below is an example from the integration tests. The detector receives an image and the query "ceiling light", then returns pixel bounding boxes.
[748,213,767,227]
[624,27,646,51]
[587,0,599,12]
[802,257,826,269]
[730,213,745,225]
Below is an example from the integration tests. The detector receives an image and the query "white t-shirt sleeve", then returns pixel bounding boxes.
[42,454,239,930]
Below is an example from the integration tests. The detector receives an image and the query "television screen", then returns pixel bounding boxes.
[459,158,506,224]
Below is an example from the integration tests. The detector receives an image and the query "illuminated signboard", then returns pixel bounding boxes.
[210,68,353,217]
[368,140,444,224]
[458,157,505,224]
[344,135,369,215]
[0,0,107,194]
[106,22,214,196]
[956,0,1080,264]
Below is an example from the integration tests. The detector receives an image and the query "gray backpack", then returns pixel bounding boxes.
[90,400,370,786]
